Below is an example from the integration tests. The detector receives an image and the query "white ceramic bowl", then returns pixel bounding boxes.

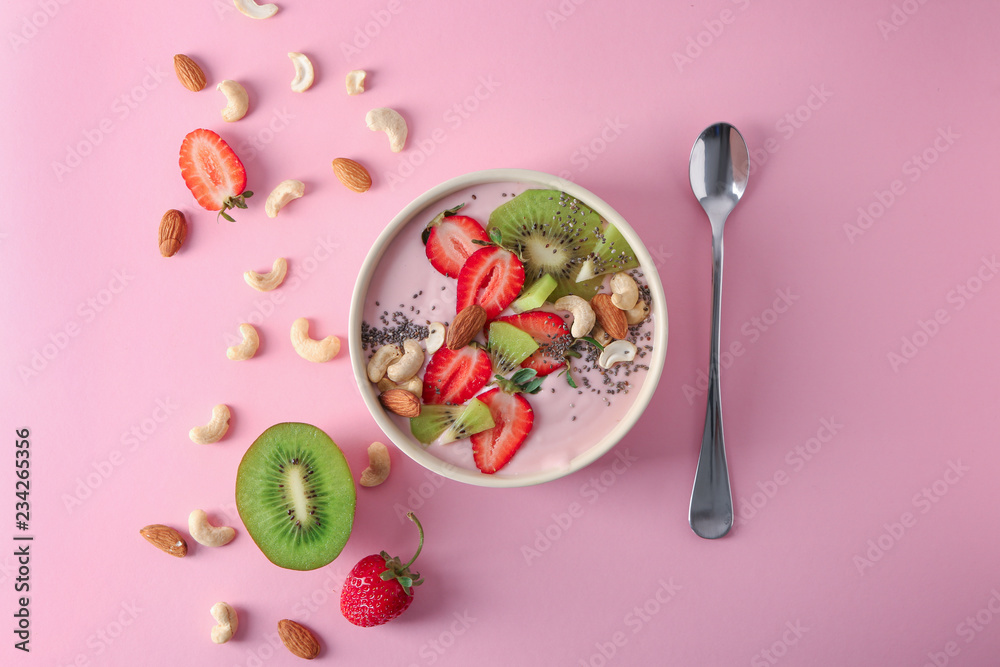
[349,169,667,487]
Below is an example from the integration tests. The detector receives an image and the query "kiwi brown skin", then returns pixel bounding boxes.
[236,422,356,571]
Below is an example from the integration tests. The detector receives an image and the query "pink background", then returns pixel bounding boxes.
[3,0,1000,665]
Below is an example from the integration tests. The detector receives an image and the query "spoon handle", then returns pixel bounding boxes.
[689,231,733,539]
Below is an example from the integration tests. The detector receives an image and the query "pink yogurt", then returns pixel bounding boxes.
[361,182,657,479]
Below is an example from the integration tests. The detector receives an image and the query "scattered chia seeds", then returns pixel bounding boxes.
[361,312,429,353]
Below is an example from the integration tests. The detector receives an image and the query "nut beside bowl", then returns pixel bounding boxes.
[348,169,668,488]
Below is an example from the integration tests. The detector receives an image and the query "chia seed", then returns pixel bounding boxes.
[361,313,430,352]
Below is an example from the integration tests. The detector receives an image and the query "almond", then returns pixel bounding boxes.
[446,304,487,350]
[140,524,188,557]
[173,54,206,92]
[158,209,187,257]
[278,619,320,660]
[379,388,420,418]
[331,158,372,193]
[591,293,628,340]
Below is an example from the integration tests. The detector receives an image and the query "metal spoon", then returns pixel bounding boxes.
[687,122,749,539]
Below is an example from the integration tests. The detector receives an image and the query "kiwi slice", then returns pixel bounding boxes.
[574,221,639,282]
[488,189,605,301]
[410,398,494,444]
[510,273,557,313]
[488,321,539,376]
[236,422,356,571]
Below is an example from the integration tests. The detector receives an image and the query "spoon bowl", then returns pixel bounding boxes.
[688,122,749,539]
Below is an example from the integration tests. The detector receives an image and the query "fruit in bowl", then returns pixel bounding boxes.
[349,170,667,488]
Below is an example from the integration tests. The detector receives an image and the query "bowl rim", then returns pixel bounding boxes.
[348,168,668,488]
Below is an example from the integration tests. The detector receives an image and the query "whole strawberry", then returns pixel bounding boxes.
[340,512,424,627]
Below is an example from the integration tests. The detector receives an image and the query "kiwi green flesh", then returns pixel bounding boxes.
[488,189,605,301]
[574,222,640,282]
[410,399,494,445]
[488,322,539,376]
[236,422,356,571]
[510,273,557,313]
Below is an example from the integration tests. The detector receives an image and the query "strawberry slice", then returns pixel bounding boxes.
[178,129,252,221]
[456,246,525,319]
[490,312,572,376]
[425,214,489,278]
[421,346,491,405]
[471,388,534,474]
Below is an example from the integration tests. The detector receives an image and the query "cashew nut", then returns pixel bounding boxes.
[396,377,422,395]
[189,404,231,444]
[217,80,248,122]
[210,602,238,644]
[359,441,390,487]
[290,318,340,362]
[386,339,423,382]
[288,52,314,93]
[425,322,445,354]
[610,272,639,310]
[226,323,259,360]
[365,107,407,153]
[598,340,637,369]
[590,324,613,348]
[367,344,402,382]
[624,299,650,325]
[233,0,277,19]
[244,257,287,292]
[264,180,305,218]
[377,377,422,396]
[346,69,366,95]
[554,295,596,338]
[188,509,236,547]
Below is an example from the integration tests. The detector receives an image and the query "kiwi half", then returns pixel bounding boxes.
[488,189,605,301]
[236,422,356,571]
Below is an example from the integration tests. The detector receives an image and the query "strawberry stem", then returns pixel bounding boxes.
[216,190,254,223]
[378,512,425,595]
[402,512,424,570]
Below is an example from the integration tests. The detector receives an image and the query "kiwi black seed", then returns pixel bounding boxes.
[236,422,356,571]
[488,189,607,301]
